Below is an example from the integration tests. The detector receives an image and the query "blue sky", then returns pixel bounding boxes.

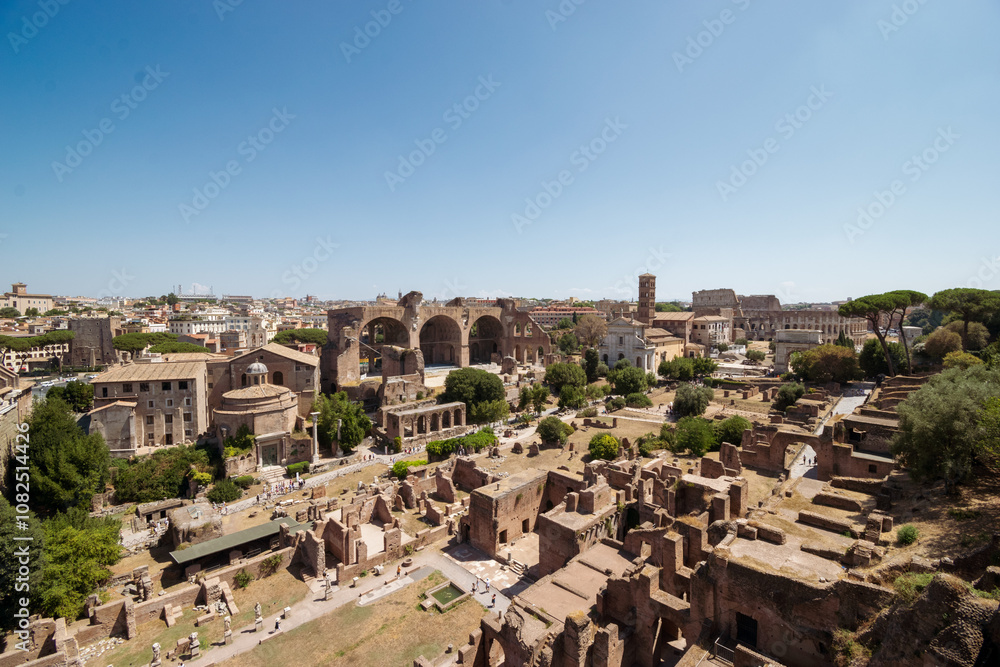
[2,0,998,303]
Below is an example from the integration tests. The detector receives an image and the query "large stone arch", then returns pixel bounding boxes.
[420,315,462,366]
[360,316,410,375]
[469,315,503,365]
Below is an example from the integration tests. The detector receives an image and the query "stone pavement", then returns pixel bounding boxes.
[185,550,508,665]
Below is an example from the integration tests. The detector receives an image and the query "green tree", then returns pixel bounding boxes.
[166,292,179,306]
[112,445,213,503]
[716,342,729,353]
[46,380,95,412]
[37,509,121,620]
[674,383,714,417]
[207,479,243,503]
[556,317,574,330]
[0,306,21,318]
[546,361,587,394]
[558,331,580,354]
[773,383,806,411]
[625,392,652,408]
[538,416,573,444]
[692,357,718,376]
[792,344,859,383]
[714,415,751,448]
[892,366,1000,489]
[746,349,766,362]
[558,384,587,410]
[609,365,647,395]
[28,398,110,513]
[839,293,910,376]
[655,302,684,312]
[313,391,372,454]
[927,288,1000,350]
[943,320,989,351]
[24,307,40,317]
[659,357,694,381]
[942,351,983,370]
[834,331,855,349]
[112,332,177,355]
[588,433,620,460]
[675,417,716,457]
[583,348,600,383]
[148,342,213,354]
[888,290,928,372]
[469,398,510,425]
[923,328,963,359]
[530,384,550,415]
[0,498,44,644]
[441,368,505,413]
[859,338,909,377]
[271,328,329,346]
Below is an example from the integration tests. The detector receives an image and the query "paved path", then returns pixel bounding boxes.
[187,550,507,665]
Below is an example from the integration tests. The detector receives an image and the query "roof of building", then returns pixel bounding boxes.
[169,517,306,566]
[234,342,319,366]
[222,384,292,400]
[692,315,729,322]
[652,312,695,322]
[93,361,206,383]
[644,328,682,341]
[87,400,137,415]
[246,361,268,374]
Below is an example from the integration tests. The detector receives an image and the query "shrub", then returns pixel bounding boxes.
[893,572,934,604]
[625,392,652,408]
[426,427,497,458]
[607,396,626,411]
[537,416,573,444]
[232,475,255,490]
[896,524,919,546]
[714,415,751,449]
[207,478,243,503]
[393,436,402,453]
[773,383,806,411]
[286,461,310,476]
[233,568,254,589]
[588,434,620,461]
[259,554,283,577]
[674,417,716,457]
[392,459,427,480]
[673,383,714,417]
[190,471,213,487]
[635,432,666,457]
[576,407,598,418]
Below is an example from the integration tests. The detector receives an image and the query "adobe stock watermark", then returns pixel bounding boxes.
[607,245,670,297]
[178,107,295,223]
[214,0,245,21]
[843,126,958,244]
[511,117,627,234]
[96,268,135,300]
[384,75,501,192]
[11,421,33,652]
[51,65,170,182]
[7,0,71,54]
[545,0,590,31]
[672,0,751,73]
[877,0,931,41]
[269,236,339,296]
[963,253,1000,290]
[716,84,833,202]
[340,0,411,63]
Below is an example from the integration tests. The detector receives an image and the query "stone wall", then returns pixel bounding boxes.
[467,469,548,558]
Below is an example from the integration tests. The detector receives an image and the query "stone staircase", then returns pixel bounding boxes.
[509,559,527,577]
[259,466,285,485]
[530,631,556,667]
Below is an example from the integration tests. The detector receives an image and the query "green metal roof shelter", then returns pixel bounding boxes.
[168,517,308,566]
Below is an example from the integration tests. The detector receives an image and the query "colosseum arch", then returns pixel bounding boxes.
[420,315,462,366]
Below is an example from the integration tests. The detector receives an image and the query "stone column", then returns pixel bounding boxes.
[311,411,320,464]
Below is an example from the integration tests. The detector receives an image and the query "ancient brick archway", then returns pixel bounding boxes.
[469,315,502,364]
[360,316,410,375]
[420,315,462,366]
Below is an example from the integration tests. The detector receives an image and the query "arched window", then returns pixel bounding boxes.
[272,370,284,385]
[241,373,247,387]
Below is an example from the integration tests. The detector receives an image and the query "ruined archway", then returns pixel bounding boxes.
[469,315,503,364]
[419,315,462,366]
[360,316,410,376]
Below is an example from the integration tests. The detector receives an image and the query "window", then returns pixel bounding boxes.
[208,383,213,389]
[165,399,173,407]
[102,387,108,398]
[184,397,191,406]
[147,432,154,441]
[122,383,133,393]
[165,414,173,424]
[183,412,192,422]
[148,400,154,408]
[185,429,192,437]
[165,434,172,445]
[139,383,150,392]
[869,464,877,474]
[619,336,623,344]
[162,382,171,391]
[295,365,302,371]
[178,380,188,390]
[146,416,154,425]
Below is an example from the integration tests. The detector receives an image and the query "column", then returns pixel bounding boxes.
[310,411,320,464]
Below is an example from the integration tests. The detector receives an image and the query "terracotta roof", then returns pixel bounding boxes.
[92,361,206,383]
[222,384,292,400]
[88,400,137,414]
[653,312,695,322]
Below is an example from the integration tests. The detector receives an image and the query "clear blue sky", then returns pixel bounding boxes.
[2,0,998,303]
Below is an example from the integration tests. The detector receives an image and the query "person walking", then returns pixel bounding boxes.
[491,594,496,608]
[274,618,281,632]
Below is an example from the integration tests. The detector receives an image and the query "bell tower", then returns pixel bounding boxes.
[638,274,655,326]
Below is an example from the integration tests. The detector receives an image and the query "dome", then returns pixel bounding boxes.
[246,361,268,375]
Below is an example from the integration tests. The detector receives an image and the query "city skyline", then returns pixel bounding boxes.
[2,1,998,302]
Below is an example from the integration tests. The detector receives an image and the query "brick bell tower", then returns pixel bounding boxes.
[638,274,655,326]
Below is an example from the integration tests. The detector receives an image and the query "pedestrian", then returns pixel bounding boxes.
[485,578,490,592]
[396,565,401,577]
[472,581,477,593]
[491,594,496,607]
[274,618,281,632]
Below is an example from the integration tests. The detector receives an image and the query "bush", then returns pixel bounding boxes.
[537,416,573,444]
[746,349,766,362]
[625,392,652,408]
[426,427,497,458]
[607,396,626,411]
[576,407,598,418]
[392,459,427,480]
[773,383,806,411]
[233,568,254,589]
[896,524,919,546]
[674,417,716,457]
[596,362,609,378]
[588,434,620,461]
[635,432,667,457]
[190,471,213,487]
[233,475,255,490]
[259,553,283,577]
[714,415,751,449]
[557,384,587,410]
[286,461,310,476]
[207,478,243,503]
[674,383,714,417]
[393,436,402,453]
[112,444,214,503]
[893,572,934,604]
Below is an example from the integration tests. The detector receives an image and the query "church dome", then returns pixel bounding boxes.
[246,361,268,375]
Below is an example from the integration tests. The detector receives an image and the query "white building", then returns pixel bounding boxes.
[598,318,657,373]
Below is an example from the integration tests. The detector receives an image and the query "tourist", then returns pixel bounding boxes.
[491,594,496,607]
[472,581,477,593]
[274,618,280,632]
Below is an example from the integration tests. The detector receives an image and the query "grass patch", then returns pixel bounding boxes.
[948,507,981,521]
[892,572,935,605]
